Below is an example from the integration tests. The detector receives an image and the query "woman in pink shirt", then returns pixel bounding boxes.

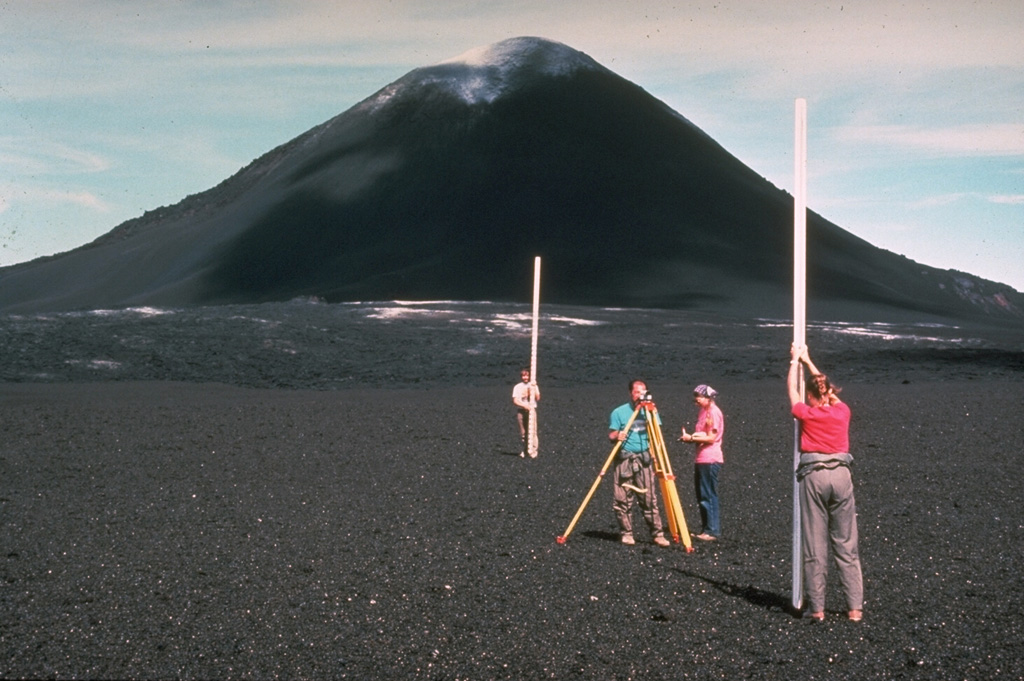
[680,384,724,541]
[788,344,863,624]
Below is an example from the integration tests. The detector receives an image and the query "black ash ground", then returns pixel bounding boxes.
[2,302,1023,679]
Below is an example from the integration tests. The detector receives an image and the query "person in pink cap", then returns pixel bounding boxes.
[680,384,724,541]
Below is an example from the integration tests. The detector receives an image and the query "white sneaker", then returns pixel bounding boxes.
[653,536,670,547]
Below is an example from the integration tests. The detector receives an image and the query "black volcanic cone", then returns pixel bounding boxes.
[204,52,782,308]
[1,37,1021,324]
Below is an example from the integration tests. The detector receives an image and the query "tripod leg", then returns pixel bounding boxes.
[646,409,677,540]
[557,405,641,544]
[665,477,692,550]
[647,406,693,551]
[556,447,619,544]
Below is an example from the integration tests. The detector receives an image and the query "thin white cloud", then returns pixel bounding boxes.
[911,193,971,208]
[54,189,110,211]
[908,191,1024,208]
[836,124,1024,157]
[987,193,1024,205]
[851,219,919,236]
[0,138,111,174]
[0,184,110,212]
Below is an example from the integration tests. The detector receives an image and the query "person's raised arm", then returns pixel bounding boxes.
[788,344,804,407]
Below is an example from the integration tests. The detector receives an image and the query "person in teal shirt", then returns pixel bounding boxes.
[608,380,670,547]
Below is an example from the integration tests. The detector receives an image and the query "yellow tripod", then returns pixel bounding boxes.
[557,396,693,551]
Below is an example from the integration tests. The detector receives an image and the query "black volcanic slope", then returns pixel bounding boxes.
[0,37,1021,324]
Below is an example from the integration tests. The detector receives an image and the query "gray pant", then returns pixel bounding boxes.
[800,465,863,613]
[612,455,664,539]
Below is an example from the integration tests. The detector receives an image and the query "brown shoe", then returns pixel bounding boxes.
[848,610,863,622]
[653,536,670,547]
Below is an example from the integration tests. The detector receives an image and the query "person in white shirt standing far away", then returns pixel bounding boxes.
[512,368,540,458]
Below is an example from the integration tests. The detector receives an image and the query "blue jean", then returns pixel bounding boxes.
[694,463,721,537]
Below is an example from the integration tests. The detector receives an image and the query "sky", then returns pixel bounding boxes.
[2,1,1023,292]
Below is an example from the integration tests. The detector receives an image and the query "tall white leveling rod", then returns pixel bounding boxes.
[528,256,541,457]
[792,98,808,612]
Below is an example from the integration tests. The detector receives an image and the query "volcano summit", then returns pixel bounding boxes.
[1,37,1020,324]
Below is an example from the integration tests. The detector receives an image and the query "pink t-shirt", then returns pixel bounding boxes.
[694,403,724,464]
[792,401,850,453]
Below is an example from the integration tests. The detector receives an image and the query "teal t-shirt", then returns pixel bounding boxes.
[609,402,661,453]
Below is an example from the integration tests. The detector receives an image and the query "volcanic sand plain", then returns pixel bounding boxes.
[2,301,1023,679]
